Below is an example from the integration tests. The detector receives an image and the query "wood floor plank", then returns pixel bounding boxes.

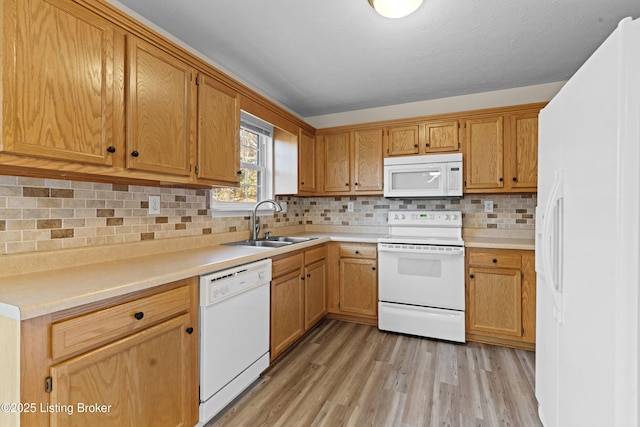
[206,320,542,427]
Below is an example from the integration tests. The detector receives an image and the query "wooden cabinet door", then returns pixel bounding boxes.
[323,132,351,192]
[298,129,316,193]
[339,258,377,317]
[467,267,522,338]
[126,36,192,176]
[2,0,121,166]
[49,314,192,427]
[304,260,327,330]
[423,120,460,153]
[196,74,240,184]
[353,129,383,192]
[385,125,419,156]
[271,270,304,360]
[464,116,504,191]
[507,112,538,190]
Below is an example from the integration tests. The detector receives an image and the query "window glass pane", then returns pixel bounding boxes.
[241,130,259,166]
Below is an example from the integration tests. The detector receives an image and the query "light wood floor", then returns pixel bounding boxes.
[207,319,543,427]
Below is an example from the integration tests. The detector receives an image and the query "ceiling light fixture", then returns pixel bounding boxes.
[368,0,423,19]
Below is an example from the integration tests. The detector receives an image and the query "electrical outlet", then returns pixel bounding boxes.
[484,200,494,213]
[280,201,287,213]
[347,202,354,212]
[148,195,161,214]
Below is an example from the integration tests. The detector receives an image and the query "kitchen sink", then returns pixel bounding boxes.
[223,236,317,248]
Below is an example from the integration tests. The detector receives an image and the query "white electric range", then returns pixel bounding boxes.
[377,210,466,342]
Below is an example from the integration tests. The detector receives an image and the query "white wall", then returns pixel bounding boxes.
[304,82,565,129]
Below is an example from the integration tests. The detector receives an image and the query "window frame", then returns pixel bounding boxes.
[211,111,275,216]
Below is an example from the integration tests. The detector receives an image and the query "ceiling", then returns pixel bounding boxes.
[113,0,640,118]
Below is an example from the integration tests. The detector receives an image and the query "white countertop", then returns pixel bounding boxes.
[0,232,385,321]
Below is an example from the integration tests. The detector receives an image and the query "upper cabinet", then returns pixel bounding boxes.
[298,129,316,193]
[506,112,538,190]
[195,75,240,185]
[385,125,420,156]
[322,132,351,192]
[464,116,505,191]
[317,129,383,195]
[423,120,460,153]
[384,121,460,157]
[1,0,123,166]
[126,36,193,177]
[353,129,384,192]
[463,107,540,194]
[0,0,311,187]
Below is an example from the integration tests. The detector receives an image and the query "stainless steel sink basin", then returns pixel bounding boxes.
[265,236,316,244]
[223,236,317,248]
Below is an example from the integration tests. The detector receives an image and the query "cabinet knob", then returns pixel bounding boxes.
[425,143,430,147]
[413,144,418,148]
[301,276,305,281]
[186,327,194,334]
[354,182,358,186]
[512,177,518,182]
[492,259,498,263]
[345,183,349,187]
[470,274,474,279]
[301,181,305,185]
[107,146,116,153]
[355,250,360,254]
[307,273,311,278]
[499,177,504,182]
[134,311,144,320]
[237,170,242,175]
[131,150,139,157]
[372,266,376,271]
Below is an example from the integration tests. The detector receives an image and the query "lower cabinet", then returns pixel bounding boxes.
[327,242,378,325]
[20,278,199,427]
[465,248,536,350]
[270,245,327,361]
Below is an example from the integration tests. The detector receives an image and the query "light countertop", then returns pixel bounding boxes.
[463,228,535,251]
[0,231,385,321]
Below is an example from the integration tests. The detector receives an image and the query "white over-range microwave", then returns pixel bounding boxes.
[383,153,463,198]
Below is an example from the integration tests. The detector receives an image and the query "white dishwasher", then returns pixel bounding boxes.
[198,258,272,426]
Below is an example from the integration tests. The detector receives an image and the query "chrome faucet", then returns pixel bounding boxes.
[251,199,282,240]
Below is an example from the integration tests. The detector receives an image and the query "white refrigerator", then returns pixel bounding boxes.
[535,17,639,427]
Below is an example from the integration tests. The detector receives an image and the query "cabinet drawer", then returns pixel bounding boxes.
[338,243,376,259]
[51,285,190,360]
[468,250,521,269]
[305,245,327,265]
[273,252,303,277]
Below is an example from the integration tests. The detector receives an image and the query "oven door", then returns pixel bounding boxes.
[377,243,465,310]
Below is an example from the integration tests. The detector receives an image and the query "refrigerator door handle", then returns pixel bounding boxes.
[541,168,565,320]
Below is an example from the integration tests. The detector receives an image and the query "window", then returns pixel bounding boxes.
[211,111,274,214]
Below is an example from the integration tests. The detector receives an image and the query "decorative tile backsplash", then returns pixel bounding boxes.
[0,175,535,255]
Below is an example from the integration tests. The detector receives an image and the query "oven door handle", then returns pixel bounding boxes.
[377,244,464,256]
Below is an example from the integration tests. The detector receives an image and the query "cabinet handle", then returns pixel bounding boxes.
[512,177,518,182]
[134,311,144,320]
[492,259,498,263]
[131,150,139,157]
[470,274,474,279]
[186,327,194,334]
[107,146,116,153]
